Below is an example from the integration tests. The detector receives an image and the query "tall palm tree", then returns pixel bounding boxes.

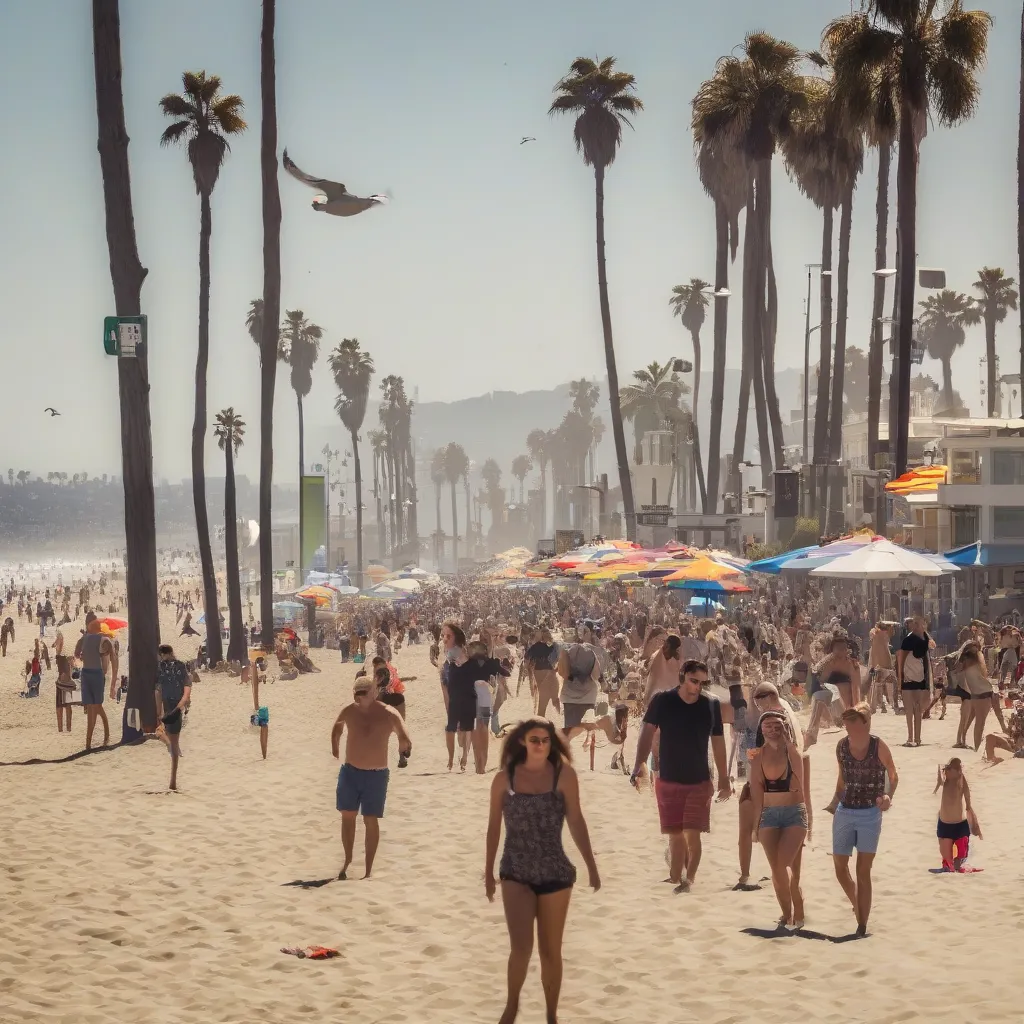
[329,339,374,584]
[526,428,548,534]
[511,454,532,503]
[823,12,899,469]
[214,408,247,664]
[257,0,282,649]
[159,70,245,665]
[443,443,469,572]
[1020,3,1024,394]
[669,279,710,510]
[94,0,159,733]
[830,0,991,475]
[280,310,323,478]
[693,35,808,488]
[550,57,643,539]
[918,290,982,408]
[973,268,1019,415]
[367,428,388,556]
[430,448,446,566]
[691,89,747,514]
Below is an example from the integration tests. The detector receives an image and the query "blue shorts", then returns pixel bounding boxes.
[336,764,389,818]
[80,668,105,705]
[759,803,809,831]
[832,804,883,856]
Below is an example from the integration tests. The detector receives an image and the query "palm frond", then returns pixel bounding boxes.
[159,121,191,146]
[158,94,196,118]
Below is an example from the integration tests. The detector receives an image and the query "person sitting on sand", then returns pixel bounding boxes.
[933,757,980,872]
[982,693,1024,762]
[330,677,412,880]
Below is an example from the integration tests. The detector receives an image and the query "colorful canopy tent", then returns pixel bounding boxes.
[808,539,954,579]
[296,585,337,607]
[945,542,1024,567]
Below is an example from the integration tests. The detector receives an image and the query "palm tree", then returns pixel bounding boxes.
[159,71,246,664]
[443,443,469,572]
[94,0,159,733]
[973,268,1018,415]
[918,290,982,409]
[691,80,747,514]
[830,0,991,475]
[280,310,323,478]
[329,339,374,584]
[669,279,710,510]
[618,361,688,459]
[823,12,899,468]
[511,454,532,503]
[693,35,808,487]
[367,428,388,556]
[526,428,548,534]
[214,408,247,664]
[430,448,446,566]
[257,0,282,649]
[550,57,643,539]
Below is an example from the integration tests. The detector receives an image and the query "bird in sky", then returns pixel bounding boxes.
[520,136,536,145]
[283,150,388,217]
[44,408,60,417]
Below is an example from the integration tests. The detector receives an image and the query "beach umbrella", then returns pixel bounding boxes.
[96,616,128,630]
[658,557,746,585]
[334,585,360,596]
[808,538,952,579]
[666,578,751,593]
[388,578,421,592]
[296,585,336,607]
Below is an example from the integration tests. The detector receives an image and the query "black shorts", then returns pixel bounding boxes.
[446,704,475,733]
[162,708,183,735]
[377,691,405,709]
[936,818,970,841]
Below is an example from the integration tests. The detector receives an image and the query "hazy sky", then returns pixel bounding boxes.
[0,0,1019,484]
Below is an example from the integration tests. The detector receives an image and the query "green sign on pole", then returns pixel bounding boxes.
[103,315,147,357]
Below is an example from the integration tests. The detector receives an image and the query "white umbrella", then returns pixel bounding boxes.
[388,578,421,592]
[809,539,952,579]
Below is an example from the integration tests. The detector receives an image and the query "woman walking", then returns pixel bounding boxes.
[825,703,899,936]
[485,718,599,1024]
[896,615,932,747]
[952,640,1007,750]
[748,710,807,929]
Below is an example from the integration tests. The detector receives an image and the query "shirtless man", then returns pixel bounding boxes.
[331,677,412,879]
[73,612,118,751]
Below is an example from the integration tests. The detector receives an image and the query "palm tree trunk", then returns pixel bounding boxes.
[758,161,783,482]
[706,200,730,517]
[733,194,756,493]
[942,359,954,402]
[434,481,442,566]
[540,461,548,536]
[688,327,708,511]
[894,99,919,477]
[258,0,281,649]
[224,442,247,664]
[826,187,854,534]
[296,391,304,577]
[986,312,998,417]
[93,0,159,735]
[194,192,222,665]
[350,429,363,584]
[464,477,472,555]
[450,481,459,571]
[748,169,772,489]
[868,141,891,467]
[593,165,636,540]
[813,206,835,476]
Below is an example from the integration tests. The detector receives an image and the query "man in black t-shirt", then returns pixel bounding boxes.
[631,659,731,891]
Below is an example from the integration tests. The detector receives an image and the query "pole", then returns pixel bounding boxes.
[803,266,812,463]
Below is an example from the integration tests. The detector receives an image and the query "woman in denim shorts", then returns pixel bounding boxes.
[825,703,899,936]
[748,710,808,930]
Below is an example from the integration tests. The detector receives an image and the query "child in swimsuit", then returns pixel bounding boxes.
[933,757,981,872]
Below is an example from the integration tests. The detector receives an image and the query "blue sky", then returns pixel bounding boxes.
[0,0,1019,484]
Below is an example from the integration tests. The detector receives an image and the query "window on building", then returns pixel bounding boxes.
[992,450,1024,486]
[951,507,979,547]
[993,506,1024,540]
[948,450,980,484]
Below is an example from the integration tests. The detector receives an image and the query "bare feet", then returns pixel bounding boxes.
[338,865,349,881]
[673,879,692,894]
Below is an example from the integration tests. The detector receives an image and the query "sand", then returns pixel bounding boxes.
[1,587,1022,1024]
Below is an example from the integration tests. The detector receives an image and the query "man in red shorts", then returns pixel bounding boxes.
[631,659,731,891]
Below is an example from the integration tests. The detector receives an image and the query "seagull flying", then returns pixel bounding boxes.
[283,150,388,217]
[44,408,60,417]
[520,136,536,145]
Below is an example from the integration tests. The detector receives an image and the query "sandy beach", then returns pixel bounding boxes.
[1,594,1022,1024]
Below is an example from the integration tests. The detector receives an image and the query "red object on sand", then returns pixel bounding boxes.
[97,616,128,630]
